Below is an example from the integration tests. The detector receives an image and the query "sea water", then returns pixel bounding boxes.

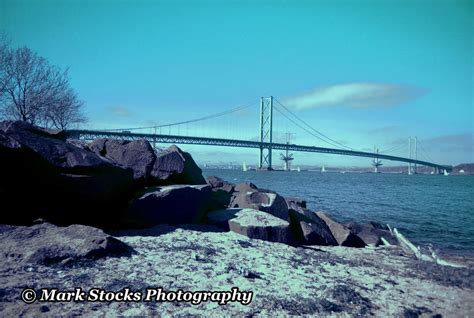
[203,169,474,256]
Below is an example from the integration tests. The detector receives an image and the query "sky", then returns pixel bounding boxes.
[1,0,472,167]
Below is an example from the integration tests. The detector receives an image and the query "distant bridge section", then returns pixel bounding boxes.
[66,129,452,172]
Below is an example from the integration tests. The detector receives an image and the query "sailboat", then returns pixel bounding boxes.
[297,167,301,172]
[242,162,248,172]
[443,169,449,176]
[321,165,326,173]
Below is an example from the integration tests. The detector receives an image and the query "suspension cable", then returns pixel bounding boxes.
[379,143,406,154]
[100,102,256,132]
[272,105,350,150]
[273,98,354,150]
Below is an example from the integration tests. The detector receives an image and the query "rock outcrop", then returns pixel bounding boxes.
[316,212,366,247]
[0,120,396,252]
[0,121,134,226]
[234,182,258,193]
[288,203,338,246]
[285,197,307,209]
[346,222,397,246]
[207,208,294,245]
[0,121,111,173]
[0,222,134,267]
[206,176,236,211]
[152,145,206,185]
[229,186,289,220]
[88,140,206,186]
[89,139,156,182]
[126,185,212,227]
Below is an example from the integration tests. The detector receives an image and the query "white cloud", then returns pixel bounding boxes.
[283,83,427,110]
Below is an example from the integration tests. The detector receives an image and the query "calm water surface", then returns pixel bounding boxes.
[203,169,474,256]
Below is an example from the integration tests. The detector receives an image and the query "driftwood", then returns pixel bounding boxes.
[390,226,465,268]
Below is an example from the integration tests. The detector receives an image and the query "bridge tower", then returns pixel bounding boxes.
[372,147,383,173]
[408,137,412,175]
[259,96,274,170]
[408,136,418,175]
[413,136,417,174]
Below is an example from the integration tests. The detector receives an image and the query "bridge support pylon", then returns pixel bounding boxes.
[372,147,382,173]
[259,96,274,170]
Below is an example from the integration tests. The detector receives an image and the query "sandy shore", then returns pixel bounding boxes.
[1,224,473,317]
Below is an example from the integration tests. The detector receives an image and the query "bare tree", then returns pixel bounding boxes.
[0,32,10,99]
[0,44,86,129]
[44,86,86,129]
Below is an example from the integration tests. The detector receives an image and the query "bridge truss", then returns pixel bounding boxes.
[66,129,452,172]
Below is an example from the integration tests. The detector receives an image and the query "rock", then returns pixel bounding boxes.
[207,208,294,245]
[0,130,21,149]
[152,145,206,185]
[288,203,338,246]
[88,140,206,186]
[285,197,307,209]
[346,222,397,246]
[40,305,50,313]
[234,182,258,193]
[0,223,134,266]
[0,120,111,173]
[0,131,62,224]
[315,212,366,247]
[126,185,212,227]
[206,176,235,210]
[0,120,67,141]
[89,139,156,181]
[0,120,134,226]
[207,176,235,192]
[229,188,289,220]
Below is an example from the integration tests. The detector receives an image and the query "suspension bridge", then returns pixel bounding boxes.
[66,96,452,174]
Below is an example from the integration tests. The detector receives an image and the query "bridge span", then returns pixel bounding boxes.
[66,129,452,172]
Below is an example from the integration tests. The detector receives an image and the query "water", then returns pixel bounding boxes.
[203,169,474,256]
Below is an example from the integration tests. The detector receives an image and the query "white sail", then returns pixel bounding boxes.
[321,165,326,173]
[297,167,301,172]
[242,162,247,172]
[444,169,449,176]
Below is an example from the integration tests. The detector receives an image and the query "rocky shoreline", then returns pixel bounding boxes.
[1,120,473,316]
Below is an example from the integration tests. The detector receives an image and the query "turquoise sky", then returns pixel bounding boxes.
[1,0,472,166]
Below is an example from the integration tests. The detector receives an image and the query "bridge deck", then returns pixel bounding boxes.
[66,130,451,171]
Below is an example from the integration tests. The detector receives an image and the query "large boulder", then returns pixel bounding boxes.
[229,187,289,220]
[89,138,156,182]
[126,184,212,227]
[87,140,206,186]
[206,176,235,193]
[207,208,295,245]
[234,182,258,193]
[285,197,307,209]
[0,222,134,267]
[0,121,134,226]
[0,131,61,224]
[0,120,67,141]
[0,121,110,173]
[346,222,397,246]
[151,145,206,185]
[288,203,338,246]
[315,212,366,248]
[206,176,235,210]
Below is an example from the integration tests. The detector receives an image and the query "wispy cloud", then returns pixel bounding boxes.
[366,125,400,135]
[422,133,473,154]
[424,133,473,145]
[110,106,132,117]
[283,83,427,110]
